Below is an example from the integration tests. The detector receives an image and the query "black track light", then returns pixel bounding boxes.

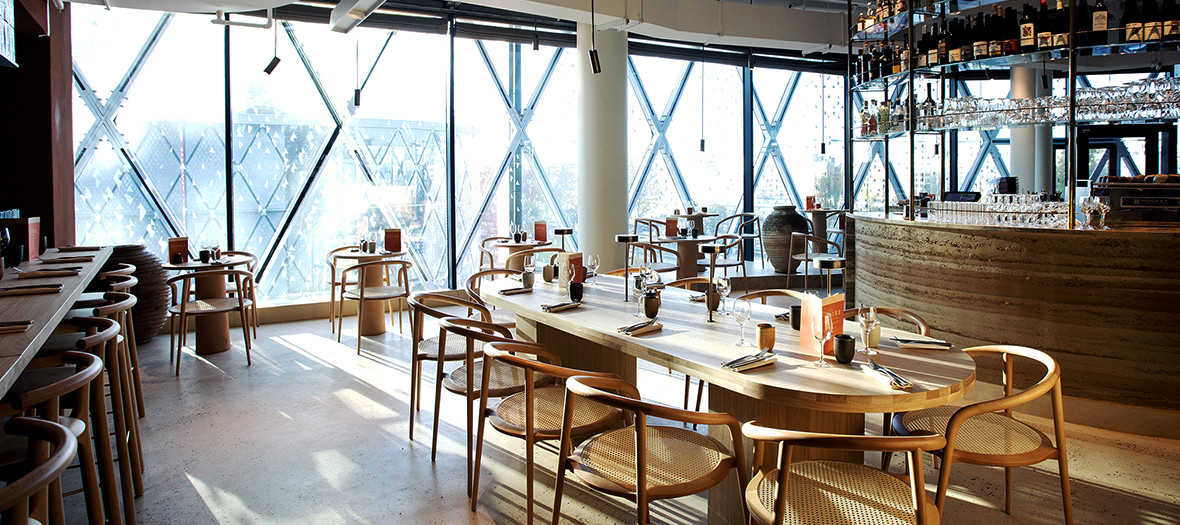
[589,49,601,74]
[354,88,362,107]
[264,56,281,75]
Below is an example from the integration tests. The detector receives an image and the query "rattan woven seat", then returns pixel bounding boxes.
[484,308,516,327]
[444,359,549,397]
[752,462,937,525]
[343,285,407,301]
[491,385,618,438]
[338,260,413,353]
[901,406,1049,458]
[572,425,732,498]
[169,297,247,315]
[419,335,478,361]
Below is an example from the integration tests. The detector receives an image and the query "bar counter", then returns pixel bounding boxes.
[847,214,1180,420]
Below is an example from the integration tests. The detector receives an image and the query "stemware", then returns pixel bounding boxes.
[714,276,731,316]
[632,271,647,317]
[1094,196,1111,229]
[587,254,601,286]
[857,313,880,356]
[810,313,833,368]
[523,255,536,274]
[1079,198,1096,229]
[732,299,753,347]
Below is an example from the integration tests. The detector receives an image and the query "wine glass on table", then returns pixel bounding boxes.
[810,313,833,368]
[714,276,731,316]
[1079,198,1096,229]
[587,254,601,286]
[732,299,753,348]
[632,269,648,317]
[857,307,880,356]
[1094,196,1111,229]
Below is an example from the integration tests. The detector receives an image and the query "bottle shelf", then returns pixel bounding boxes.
[853,129,945,141]
[853,10,939,42]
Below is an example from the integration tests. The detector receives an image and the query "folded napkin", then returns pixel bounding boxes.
[892,337,952,350]
[626,323,663,337]
[38,256,93,264]
[0,321,33,335]
[726,354,777,372]
[0,284,63,297]
[17,269,80,279]
[56,245,101,252]
[773,311,791,322]
[862,362,914,390]
[689,293,705,302]
[498,287,533,296]
[541,302,581,313]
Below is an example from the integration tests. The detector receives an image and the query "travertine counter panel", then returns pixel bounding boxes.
[849,215,1180,410]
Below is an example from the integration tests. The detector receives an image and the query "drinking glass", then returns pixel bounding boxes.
[857,314,880,356]
[714,276,731,316]
[632,271,647,317]
[587,254,601,286]
[1079,198,1096,229]
[810,313,833,368]
[1094,196,1111,229]
[733,299,753,348]
[0,228,9,268]
[523,255,536,274]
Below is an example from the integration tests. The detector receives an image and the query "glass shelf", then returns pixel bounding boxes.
[853,129,945,141]
[852,10,938,42]
[851,69,941,92]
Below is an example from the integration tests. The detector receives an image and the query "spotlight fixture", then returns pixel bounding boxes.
[589,0,601,74]
[589,49,602,74]
[354,88,362,107]
[264,56,281,75]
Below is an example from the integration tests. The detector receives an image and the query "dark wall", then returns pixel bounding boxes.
[0,0,73,246]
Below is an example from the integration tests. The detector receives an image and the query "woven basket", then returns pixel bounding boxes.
[105,244,170,345]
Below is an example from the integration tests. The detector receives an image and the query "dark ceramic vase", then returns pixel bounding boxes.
[763,205,812,274]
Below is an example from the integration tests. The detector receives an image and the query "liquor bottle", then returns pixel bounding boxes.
[974,13,990,59]
[1021,6,1038,51]
[947,19,962,62]
[900,36,912,72]
[917,27,930,67]
[929,23,942,65]
[1092,0,1111,45]
[1124,0,1144,43]
[896,0,907,16]
[1006,8,1023,54]
[921,84,937,130]
[1037,0,1054,49]
[989,12,1005,56]
[1163,0,1180,39]
[878,100,891,134]
[861,104,871,136]
[881,43,894,77]
[938,18,950,63]
[869,101,879,135]
[1144,0,1164,40]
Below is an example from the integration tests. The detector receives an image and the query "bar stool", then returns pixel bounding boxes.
[0,347,106,525]
[0,418,78,525]
[74,275,145,419]
[42,307,142,525]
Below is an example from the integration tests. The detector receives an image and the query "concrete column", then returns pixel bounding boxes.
[1010,66,1037,193]
[1033,68,1055,193]
[577,23,629,269]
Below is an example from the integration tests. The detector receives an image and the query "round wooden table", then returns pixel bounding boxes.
[492,240,551,270]
[162,254,254,355]
[668,212,719,234]
[332,249,406,336]
[651,235,718,279]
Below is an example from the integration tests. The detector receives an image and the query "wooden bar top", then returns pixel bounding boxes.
[480,275,976,414]
[0,247,112,395]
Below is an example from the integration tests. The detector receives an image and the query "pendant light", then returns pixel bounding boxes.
[354,40,362,107]
[820,75,826,155]
[589,0,601,74]
[264,21,281,74]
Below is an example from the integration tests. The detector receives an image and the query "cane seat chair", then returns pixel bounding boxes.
[892,345,1073,524]
[742,421,945,525]
[479,236,512,270]
[0,349,104,525]
[0,418,78,525]
[503,247,565,271]
[338,259,413,354]
[631,218,663,242]
[715,213,767,268]
[221,251,259,337]
[406,293,496,444]
[697,234,747,291]
[788,232,844,293]
[325,245,361,333]
[464,268,523,328]
[602,267,644,277]
[168,269,255,375]
[470,342,625,523]
[552,376,749,525]
[438,318,555,497]
[631,243,679,277]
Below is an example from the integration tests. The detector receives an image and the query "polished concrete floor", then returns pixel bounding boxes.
[65,312,1180,524]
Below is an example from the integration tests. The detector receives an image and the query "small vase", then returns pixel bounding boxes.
[643,291,661,319]
[763,205,812,274]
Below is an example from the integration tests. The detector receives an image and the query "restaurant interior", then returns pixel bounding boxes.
[0,0,1178,523]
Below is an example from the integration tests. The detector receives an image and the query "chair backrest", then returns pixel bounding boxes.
[479,236,512,268]
[339,260,413,295]
[710,234,742,258]
[0,418,77,524]
[789,232,843,258]
[741,421,945,525]
[82,291,137,318]
[409,292,491,326]
[947,345,1061,437]
[221,251,258,272]
[439,317,515,346]
[99,262,136,280]
[843,307,931,336]
[714,213,760,237]
[632,218,663,242]
[465,268,523,306]
[103,274,138,293]
[737,289,809,304]
[52,316,121,353]
[602,267,643,277]
[631,243,678,266]
[666,276,711,290]
[1,351,103,415]
[504,247,566,270]
[167,269,254,310]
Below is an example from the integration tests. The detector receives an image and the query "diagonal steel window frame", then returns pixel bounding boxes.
[626,57,696,213]
[747,69,805,215]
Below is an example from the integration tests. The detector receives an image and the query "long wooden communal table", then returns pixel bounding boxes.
[0,247,112,395]
[480,275,975,525]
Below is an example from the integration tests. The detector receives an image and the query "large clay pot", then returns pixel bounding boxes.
[763,205,812,274]
[104,245,170,345]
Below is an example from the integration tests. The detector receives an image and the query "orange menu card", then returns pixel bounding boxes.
[799,292,845,355]
[168,237,189,264]
[534,221,547,242]
[664,217,677,237]
[384,228,402,252]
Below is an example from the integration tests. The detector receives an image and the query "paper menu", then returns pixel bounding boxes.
[664,217,677,237]
[384,228,402,252]
[556,252,583,287]
[799,292,845,355]
[168,237,189,264]
[534,221,547,242]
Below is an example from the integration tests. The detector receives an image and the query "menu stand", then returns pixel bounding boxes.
[614,234,639,302]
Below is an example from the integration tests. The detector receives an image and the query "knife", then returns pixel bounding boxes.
[0,284,64,292]
[869,360,913,388]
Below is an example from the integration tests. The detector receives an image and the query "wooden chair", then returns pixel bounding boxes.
[0,418,77,525]
[697,234,747,292]
[98,262,135,280]
[72,275,146,419]
[221,251,259,338]
[168,269,254,375]
[338,259,413,354]
[631,242,679,278]
[479,236,511,270]
[438,317,551,498]
[715,213,766,268]
[471,342,625,523]
[406,292,495,446]
[602,267,644,277]
[738,288,808,305]
[504,247,565,270]
[464,268,523,328]
[325,245,360,334]
[742,421,945,525]
[666,276,710,290]
[892,345,1073,524]
[788,232,844,293]
[843,306,932,469]
[631,217,662,242]
[552,375,749,525]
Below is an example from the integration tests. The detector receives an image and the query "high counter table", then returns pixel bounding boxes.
[0,247,112,395]
[480,274,976,525]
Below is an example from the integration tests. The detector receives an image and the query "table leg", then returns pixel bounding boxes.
[706,385,864,525]
[809,212,830,252]
[194,274,231,355]
[674,242,699,280]
[358,266,388,336]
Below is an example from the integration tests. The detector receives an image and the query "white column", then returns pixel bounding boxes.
[1010,66,1037,193]
[1033,68,1054,193]
[577,23,629,269]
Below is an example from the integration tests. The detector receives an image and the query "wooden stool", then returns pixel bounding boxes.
[0,418,78,525]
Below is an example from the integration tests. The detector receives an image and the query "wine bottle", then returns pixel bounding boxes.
[1091,0,1111,45]
[938,19,950,63]
[901,36,912,72]
[917,27,930,67]
[929,23,942,65]
[1037,0,1054,49]
[1125,0,1144,43]
[882,43,894,77]
[1021,6,1039,51]
[1163,0,1180,39]
[921,84,936,130]
[1005,8,1022,54]
[1144,0,1164,40]
[878,100,890,134]
[988,12,1004,56]
[974,13,990,58]
[947,19,962,62]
